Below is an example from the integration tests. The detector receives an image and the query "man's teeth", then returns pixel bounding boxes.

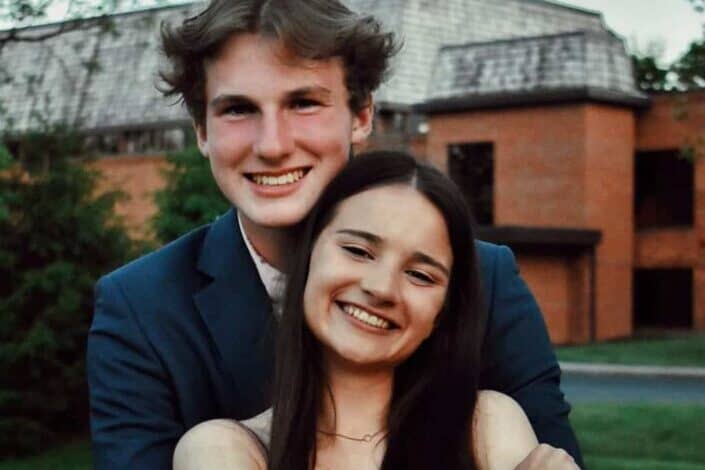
[341,304,392,329]
[251,169,305,186]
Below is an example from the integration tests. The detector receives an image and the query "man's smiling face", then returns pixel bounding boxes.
[195,33,373,230]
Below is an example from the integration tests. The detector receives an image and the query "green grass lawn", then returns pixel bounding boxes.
[574,403,705,469]
[3,404,705,469]
[0,439,91,470]
[557,334,705,367]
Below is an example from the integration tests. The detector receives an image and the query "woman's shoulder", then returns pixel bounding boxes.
[474,391,538,470]
[476,390,526,417]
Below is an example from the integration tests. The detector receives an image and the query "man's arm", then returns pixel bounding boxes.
[87,275,182,469]
[479,244,583,466]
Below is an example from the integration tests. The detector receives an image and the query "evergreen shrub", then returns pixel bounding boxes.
[152,145,229,243]
[0,131,135,457]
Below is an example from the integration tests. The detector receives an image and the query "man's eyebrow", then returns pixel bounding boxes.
[209,94,252,108]
[288,86,332,99]
[411,252,450,277]
[336,229,381,244]
[209,86,332,109]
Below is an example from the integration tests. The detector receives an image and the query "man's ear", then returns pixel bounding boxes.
[351,99,374,145]
[193,121,209,158]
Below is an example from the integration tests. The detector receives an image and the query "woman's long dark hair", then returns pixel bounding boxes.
[268,150,485,470]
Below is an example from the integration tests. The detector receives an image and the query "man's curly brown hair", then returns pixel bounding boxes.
[159,0,399,128]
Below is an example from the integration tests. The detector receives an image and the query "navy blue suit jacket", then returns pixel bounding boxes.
[87,209,582,468]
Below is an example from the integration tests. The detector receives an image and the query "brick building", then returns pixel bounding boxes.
[2,1,703,343]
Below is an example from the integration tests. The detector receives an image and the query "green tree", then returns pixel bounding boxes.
[0,128,136,457]
[632,54,670,91]
[152,145,229,243]
[0,3,163,455]
[628,39,672,92]
[0,142,11,220]
[671,39,705,90]
[683,0,705,88]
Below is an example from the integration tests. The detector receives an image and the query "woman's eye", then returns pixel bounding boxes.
[406,270,434,285]
[341,245,373,259]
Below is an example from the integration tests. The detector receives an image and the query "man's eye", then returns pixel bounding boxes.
[291,98,321,111]
[223,103,256,116]
[406,270,434,285]
[341,245,373,259]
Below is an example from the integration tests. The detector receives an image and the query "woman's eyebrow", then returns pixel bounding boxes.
[336,229,450,275]
[411,252,450,277]
[335,229,381,245]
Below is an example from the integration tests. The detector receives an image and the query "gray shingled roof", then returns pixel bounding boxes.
[357,0,612,106]
[419,30,648,111]
[0,0,643,133]
[0,4,197,133]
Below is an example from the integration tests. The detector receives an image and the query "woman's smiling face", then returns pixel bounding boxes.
[302,184,453,371]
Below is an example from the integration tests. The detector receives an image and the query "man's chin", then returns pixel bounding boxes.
[241,209,308,230]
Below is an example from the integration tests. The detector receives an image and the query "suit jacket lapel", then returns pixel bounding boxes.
[193,209,276,416]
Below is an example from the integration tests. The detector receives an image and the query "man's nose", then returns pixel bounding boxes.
[254,112,294,161]
[360,264,399,306]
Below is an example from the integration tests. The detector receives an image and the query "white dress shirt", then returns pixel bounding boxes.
[237,213,286,316]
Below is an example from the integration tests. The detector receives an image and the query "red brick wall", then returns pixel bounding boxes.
[635,91,705,329]
[636,92,705,150]
[515,253,591,344]
[584,105,635,339]
[89,155,168,239]
[425,105,586,227]
[425,103,635,342]
[634,228,698,268]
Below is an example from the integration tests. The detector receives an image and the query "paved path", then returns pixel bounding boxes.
[560,362,705,404]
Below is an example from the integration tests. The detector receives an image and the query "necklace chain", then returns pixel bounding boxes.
[316,428,386,443]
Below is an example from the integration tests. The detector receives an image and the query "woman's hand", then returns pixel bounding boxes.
[514,443,580,470]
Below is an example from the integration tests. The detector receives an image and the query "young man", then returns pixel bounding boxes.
[87,1,582,468]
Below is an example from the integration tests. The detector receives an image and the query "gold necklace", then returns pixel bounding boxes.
[316,428,386,443]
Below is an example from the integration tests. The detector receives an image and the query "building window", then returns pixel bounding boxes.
[448,142,494,225]
[83,127,190,156]
[634,268,692,329]
[635,150,694,228]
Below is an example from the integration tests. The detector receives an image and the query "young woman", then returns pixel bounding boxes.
[173,151,578,470]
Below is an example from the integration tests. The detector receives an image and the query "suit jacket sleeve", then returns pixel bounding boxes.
[87,275,181,470]
[480,245,583,466]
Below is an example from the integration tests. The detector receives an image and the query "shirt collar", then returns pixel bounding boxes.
[237,213,286,311]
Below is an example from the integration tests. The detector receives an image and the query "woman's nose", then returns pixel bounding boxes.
[360,265,399,305]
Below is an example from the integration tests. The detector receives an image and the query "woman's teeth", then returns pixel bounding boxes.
[251,169,305,186]
[341,303,392,330]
